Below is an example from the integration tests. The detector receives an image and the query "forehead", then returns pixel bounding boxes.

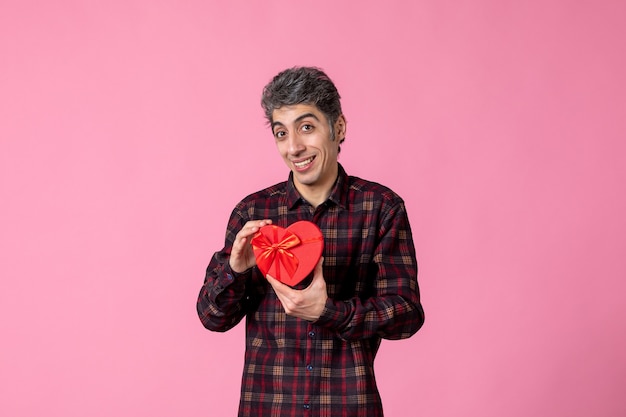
[271,103,328,126]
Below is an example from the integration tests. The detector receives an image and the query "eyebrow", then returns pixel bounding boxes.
[271,113,321,131]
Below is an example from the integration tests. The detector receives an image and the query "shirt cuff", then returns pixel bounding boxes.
[314,298,350,331]
[222,263,250,286]
[213,262,249,295]
[211,263,250,306]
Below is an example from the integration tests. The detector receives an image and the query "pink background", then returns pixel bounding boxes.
[1,1,625,416]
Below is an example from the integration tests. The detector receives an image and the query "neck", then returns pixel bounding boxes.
[296,185,331,208]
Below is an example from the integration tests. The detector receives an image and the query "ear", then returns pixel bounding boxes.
[334,114,347,141]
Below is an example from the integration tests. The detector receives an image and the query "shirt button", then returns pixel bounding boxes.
[308,331,316,337]
[306,365,313,371]
[303,404,311,410]
[226,273,233,281]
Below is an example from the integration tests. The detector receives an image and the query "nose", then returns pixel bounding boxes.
[287,134,305,155]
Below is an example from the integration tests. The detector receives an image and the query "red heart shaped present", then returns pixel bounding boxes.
[251,221,324,287]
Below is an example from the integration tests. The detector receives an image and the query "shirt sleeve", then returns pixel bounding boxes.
[314,199,425,341]
[196,206,253,332]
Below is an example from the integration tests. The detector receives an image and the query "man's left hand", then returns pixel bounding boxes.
[266,257,327,321]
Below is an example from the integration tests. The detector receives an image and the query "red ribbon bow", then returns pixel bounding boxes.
[251,226,301,281]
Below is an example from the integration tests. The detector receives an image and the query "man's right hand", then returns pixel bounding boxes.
[229,219,272,273]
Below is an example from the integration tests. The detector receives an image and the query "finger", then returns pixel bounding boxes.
[308,257,326,288]
[238,225,260,239]
[312,257,324,277]
[267,274,294,296]
[266,275,287,305]
[316,256,324,269]
[239,219,273,239]
[265,274,283,289]
[249,219,272,229]
[232,235,244,249]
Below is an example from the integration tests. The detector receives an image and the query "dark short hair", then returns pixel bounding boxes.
[261,66,344,146]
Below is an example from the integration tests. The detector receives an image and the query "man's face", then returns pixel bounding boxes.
[271,104,345,198]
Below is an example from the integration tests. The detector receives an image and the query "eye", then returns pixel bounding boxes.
[301,124,314,133]
[274,130,287,140]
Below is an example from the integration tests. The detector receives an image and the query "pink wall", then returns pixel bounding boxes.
[1,1,625,416]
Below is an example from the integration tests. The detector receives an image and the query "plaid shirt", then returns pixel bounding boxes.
[197,164,424,417]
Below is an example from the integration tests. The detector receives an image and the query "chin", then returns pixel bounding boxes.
[294,173,319,186]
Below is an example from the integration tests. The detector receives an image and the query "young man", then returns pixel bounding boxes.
[197,67,424,417]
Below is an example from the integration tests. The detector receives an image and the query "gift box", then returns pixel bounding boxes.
[251,221,324,287]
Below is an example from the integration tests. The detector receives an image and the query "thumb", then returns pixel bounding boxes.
[315,256,324,271]
[311,256,325,282]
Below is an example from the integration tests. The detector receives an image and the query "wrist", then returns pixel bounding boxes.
[228,259,252,276]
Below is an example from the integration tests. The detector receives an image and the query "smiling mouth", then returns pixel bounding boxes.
[293,156,315,169]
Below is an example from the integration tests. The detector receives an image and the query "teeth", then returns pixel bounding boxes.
[294,157,314,168]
